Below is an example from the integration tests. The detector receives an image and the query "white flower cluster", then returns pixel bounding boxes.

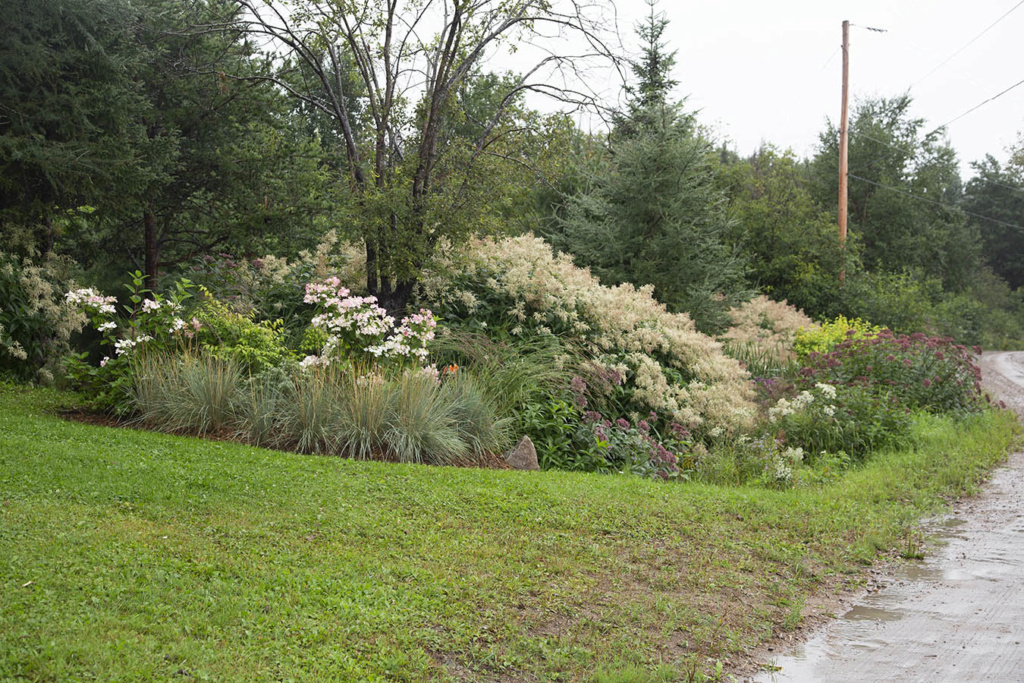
[769,390,812,421]
[66,288,117,315]
[304,279,437,367]
[815,382,837,399]
[770,384,839,422]
[113,335,152,356]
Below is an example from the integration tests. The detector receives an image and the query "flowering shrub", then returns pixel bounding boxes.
[794,315,881,360]
[766,382,913,461]
[796,330,985,417]
[65,272,199,409]
[0,253,86,383]
[184,231,367,332]
[580,411,691,479]
[721,295,816,364]
[731,434,807,488]
[302,277,436,369]
[419,235,756,434]
[517,396,688,479]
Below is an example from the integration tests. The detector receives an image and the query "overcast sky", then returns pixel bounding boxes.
[520,0,1024,176]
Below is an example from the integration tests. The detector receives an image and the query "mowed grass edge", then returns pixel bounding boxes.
[0,384,1019,682]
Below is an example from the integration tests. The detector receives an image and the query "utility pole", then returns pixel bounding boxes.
[838,19,850,283]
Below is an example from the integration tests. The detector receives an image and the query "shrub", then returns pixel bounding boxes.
[720,295,816,367]
[796,330,985,417]
[793,315,881,360]
[419,235,756,435]
[301,277,436,369]
[766,382,914,461]
[0,252,86,383]
[194,295,295,373]
[65,272,199,410]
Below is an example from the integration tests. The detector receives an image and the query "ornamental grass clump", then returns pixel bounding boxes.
[796,330,985,416]
[129,351,241,435]
[419,235,756,435]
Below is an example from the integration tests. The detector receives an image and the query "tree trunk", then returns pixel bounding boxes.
[376,279,415,316]
[144,203,159,292]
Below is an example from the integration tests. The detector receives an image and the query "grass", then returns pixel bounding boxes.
[0,383,1019,682]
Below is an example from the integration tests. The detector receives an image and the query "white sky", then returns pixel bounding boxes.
[501,0,1024,177]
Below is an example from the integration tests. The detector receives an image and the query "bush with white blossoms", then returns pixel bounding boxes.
[65,272,200,409]
[764,381,912,462]
[301,277,437,369]
[418,235,756,434]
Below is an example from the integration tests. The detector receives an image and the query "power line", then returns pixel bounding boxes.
[851,132,1024,198]
[849,173,1024,232]
[912,0,1024,88]
[926,76,1024,136]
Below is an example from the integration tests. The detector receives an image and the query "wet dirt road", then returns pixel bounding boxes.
[751,351,1024,683]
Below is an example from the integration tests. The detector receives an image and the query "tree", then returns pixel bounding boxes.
[542,0,746,333]
[721,146,846,316]
[119,0,332,287]
[215,0,622,313]
[0,0,156,254]
[811,95,978,291]
[963,144,1024,289]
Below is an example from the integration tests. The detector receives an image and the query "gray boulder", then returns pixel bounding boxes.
[505,436,539,471]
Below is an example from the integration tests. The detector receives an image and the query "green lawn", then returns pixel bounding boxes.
[0,384,1018,682]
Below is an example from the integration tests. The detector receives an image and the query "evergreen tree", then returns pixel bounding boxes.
[545,0,746,333]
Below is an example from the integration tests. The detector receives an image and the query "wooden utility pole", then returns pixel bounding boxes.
[838,19,850,283]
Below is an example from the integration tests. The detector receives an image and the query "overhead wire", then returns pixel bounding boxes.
[925,76,1024,137]
[849,174,1024,232]
[850,132,1024,198]
[911,0,1024,88]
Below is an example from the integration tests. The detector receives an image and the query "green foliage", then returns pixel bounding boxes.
[794,315,881,359]
[517,398,602,471]
[0,0,153,231]
[720,146,846,314]
[0,252,85,383]
[797,330,986,417]
[811,95,978,291]
[194,295,295,374]
[963,152,1024,289]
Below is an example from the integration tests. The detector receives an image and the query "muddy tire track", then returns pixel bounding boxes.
[748,351,1024,682]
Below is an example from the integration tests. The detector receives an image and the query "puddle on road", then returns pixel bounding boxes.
[841,605,901,622]
[752,516,970,682]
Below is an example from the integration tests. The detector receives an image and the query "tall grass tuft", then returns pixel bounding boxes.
[275,366,342,454]
[333,367,391,460]
[232,366,291,447]
[382,371,467,465]
[129,351,240,434]
[440,371,512,456]
[722,339,797,380]
[432,331,579,418]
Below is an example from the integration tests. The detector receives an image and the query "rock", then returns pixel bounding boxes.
[505,436,539,471]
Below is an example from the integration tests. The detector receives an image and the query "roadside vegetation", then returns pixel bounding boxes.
[2,0,1023,680]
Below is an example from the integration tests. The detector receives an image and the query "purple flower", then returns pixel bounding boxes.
[615,418,630,430]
